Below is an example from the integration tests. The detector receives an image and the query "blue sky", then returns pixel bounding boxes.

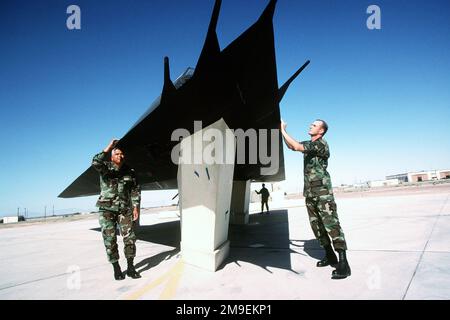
[1,0,449,217]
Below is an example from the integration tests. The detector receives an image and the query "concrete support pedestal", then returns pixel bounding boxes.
[177,118,235,271]
[230,180,251,225]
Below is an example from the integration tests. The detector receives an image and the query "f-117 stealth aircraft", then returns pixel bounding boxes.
[59,0,309,199]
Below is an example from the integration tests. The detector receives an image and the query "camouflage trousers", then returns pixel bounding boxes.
[305,195,347,251]
[99,210,136,264]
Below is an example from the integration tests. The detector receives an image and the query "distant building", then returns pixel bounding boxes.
[2,216,19,224]
[387,169,450,183]
[369,179,400,188]
[439,170,450,179]
[386,173,408,183]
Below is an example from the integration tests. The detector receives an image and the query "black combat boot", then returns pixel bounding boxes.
[332,249,351,279]
[316,245,338,267]
[126,258,141,279]
[112,262,125,281]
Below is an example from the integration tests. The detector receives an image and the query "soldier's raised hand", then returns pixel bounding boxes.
[104,139,119,153]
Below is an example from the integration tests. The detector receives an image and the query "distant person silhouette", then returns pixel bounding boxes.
[255,183,270,214]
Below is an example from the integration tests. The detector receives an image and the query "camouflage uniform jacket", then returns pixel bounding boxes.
[92,151,141,212]
[301,138,333,198]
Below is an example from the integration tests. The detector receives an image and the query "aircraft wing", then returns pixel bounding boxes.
[59,0,309,198]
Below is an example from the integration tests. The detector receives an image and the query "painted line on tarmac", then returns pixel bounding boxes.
[402,194,449,300]
[125,259,185,300]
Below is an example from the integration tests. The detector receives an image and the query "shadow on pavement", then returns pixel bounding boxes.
[91,220,180,247]
[290,238,324,261]
[91,209,301,273]
[135,247,180,274]
[225,209,299,273]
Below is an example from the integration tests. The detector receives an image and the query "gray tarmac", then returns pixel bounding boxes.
[0,186,449,300]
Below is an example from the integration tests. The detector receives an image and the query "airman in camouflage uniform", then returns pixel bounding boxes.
[281,120,351,279]
[92,139,142,280]
[255,183,271,214]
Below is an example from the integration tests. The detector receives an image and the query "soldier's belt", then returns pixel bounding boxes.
[96,198,112,207]
[310,179,323,187]
[315,189,331,196]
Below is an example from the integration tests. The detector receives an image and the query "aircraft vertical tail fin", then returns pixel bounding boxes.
[162,56,176,99]
[258,0,277,23]
[194,0,221,76]
[278,60,310,102]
